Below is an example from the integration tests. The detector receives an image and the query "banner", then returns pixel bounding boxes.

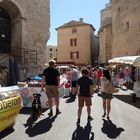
[0,96,22,132]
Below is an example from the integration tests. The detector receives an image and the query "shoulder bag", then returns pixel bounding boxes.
[104,81,119,94]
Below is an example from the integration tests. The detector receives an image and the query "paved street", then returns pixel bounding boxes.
[1,88,140,140]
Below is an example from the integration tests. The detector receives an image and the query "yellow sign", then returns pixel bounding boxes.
[0,96,22,132]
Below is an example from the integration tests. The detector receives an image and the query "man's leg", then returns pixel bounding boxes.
[86,98,93,121]
[77,96,83,125]
[48,98,53,116]
[55,95,61,115]
[87,106,91,117]
[78,107,82,119]
[45,86,53,117]
[77,107,82,125]
[54,86,61,115]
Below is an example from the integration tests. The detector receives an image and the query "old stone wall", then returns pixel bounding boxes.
[112,0,140,57]
[101,4,112,27]
[99,1,112,64]
[99,24,112,64]
[0,0,50,80]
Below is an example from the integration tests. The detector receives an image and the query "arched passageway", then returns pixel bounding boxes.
[0,7,11,53]
[0,0,22,54]
[0,0,22,86]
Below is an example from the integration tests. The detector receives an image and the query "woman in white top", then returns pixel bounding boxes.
[100,69,113,119]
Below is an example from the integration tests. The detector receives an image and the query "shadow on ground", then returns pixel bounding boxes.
[114,95,140,109]
[0,127,14,139]
[101,118,125,139]
[24,115,57,137]
[20,107,49,115]
[72,122,94,140]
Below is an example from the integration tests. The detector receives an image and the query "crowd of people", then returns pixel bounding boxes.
[40,60,134,125]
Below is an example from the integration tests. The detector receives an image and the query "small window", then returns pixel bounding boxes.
[70,51,79,59]
[70,38,77,46]
[72,28,77,33]
[49,53,53,58]
[126,22,129,30]
[50,48,52,51]
[117,7,120,16]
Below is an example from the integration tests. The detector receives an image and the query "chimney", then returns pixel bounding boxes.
[79,18,83,23]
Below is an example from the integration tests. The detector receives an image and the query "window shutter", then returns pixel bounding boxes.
[74,39,77,46]
[70,39,73,46]
[77,51,79,59]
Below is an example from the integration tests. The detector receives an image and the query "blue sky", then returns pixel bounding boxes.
[47,0,109,46]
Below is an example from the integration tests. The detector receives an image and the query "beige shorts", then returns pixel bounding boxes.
[45,85,59,98]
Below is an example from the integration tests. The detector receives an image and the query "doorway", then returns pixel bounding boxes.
[0,7,11,53]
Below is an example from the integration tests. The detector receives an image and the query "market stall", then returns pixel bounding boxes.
[108,56,140,98]
[0,86,22,132]
[18,82,48,108]
[18,74,68,108]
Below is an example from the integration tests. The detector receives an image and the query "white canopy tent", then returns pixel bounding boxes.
[108,56,140,67]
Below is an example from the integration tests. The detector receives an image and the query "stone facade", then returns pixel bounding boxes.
[0,0,50,80]
[93,35,99,66]
[56,18,96,66]
[45,45,57,64]
[112,0,140,57]
[99,0,140,64]
[99,24,112,64]
[99,1,112,64]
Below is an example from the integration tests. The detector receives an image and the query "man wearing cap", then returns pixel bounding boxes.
[41,60,60,117]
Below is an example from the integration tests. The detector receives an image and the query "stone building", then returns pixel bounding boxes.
[45,45,57,64]
[56,18,96,66]
[93,35,99,66]
[0,0,50,85]
[112,0,140,57]
[99,1,112,64]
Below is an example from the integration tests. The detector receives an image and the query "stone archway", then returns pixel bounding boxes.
[0,7,11,53]
[0,0,23,85]
[0,0,22,54]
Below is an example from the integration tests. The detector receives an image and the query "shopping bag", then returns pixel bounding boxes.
[104,81,119,94]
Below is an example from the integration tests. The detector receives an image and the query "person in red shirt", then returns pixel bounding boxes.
[97,67,103,90]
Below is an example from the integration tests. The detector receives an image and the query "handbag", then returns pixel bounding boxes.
[104,81,119,94]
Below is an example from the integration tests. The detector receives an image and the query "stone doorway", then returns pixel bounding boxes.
[0,0,22,86]
[0,7,11,53]
[0,0,22,53]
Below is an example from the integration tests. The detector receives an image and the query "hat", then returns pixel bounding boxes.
[49,59,56,66]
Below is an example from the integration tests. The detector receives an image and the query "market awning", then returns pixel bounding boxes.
[108,56,140,67]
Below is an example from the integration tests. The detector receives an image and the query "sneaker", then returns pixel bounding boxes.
[87,116,93,122]
[76,119,80,125]
[102,113,106,118]
[48,110,53,117]
[56,108,61,115]
[107,115,110,120]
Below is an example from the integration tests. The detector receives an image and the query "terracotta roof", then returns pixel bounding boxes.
[56,19,95,31]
